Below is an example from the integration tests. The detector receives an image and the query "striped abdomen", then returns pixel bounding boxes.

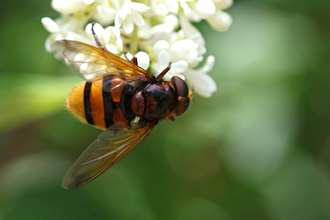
[66,76,134,130]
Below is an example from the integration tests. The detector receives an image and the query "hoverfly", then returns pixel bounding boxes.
[51,24,193,189]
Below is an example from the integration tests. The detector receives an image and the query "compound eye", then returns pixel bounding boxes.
[171,76,189,98]
[171,76,190,116]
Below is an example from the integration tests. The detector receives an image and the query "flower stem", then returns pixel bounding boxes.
[130,25,138,55]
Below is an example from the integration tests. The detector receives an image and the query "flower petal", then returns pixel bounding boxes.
[111,0,120,10]
[154,3,168,16]
[106,26,121,38]
[207,10,232,31]
[106,44,119,54]
[151,24,173,34]
[130,10,145,27]
[116,38,123,51]
[51,0,84,14]
[93,23,105,37]
[41,17,60,33]
[192,0,215,19]
[131,2,150,12]
[96,5,117,21]
[180,14,205,55]
[45,33,57,52]
[185,69,217,98]
[135,52,150,70]
[157,50,171,71]
[123,17,134,34]
[180,2,201,22]
[213,0,233,10]
[114,13,122,28]
[119,2,131,20]
[163,14,179,29]
[84,0,95,5]
[171,40,197,52]
[124,52,134,61]
[169,0,178,14]
[103,29,111,43]
[201,55,215,73]
[183,56,217,97]
[170,61,188,73]
[195,73,217,98]
[153,40,170,55]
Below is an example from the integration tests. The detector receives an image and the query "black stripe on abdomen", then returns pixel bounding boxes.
[102,76,114,128]
[84,82,95,125]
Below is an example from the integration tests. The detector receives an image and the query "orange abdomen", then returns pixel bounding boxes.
[66,76,129,130]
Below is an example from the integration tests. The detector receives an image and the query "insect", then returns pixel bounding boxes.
[51,24,193,189]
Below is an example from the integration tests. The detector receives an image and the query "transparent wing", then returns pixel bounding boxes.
[62,123,155,189]
[50,40,152,80]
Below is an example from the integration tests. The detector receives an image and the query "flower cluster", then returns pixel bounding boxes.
[42,0,233,98]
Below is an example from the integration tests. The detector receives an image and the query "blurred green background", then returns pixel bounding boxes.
[1,0,330,219]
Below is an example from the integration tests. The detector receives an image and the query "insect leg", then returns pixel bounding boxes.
[91,23,110,52]
[131,57,138,65]
[124,52,138,65]
[157,63,171,79]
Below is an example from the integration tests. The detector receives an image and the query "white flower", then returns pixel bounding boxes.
[161,14,180,30]
[180,14,206,57]
[184,55,217,98]
[112,0,149,34]
[51,0,89,14]
[191,0,216,19]
[180,2,201,22]
[152,50,188,81]
[42,16,91,51]
[42,17,60,33]
[85,23,123,54]
[152,39,201,68]
[95,5,117,25]
[43,0,234,98]
[146,0,170,17]
[120,51,150,71]
[138,21,174,46]
[207,10,233,31]
[175,0,233,32]
[213,0,233,9]
[134,52,150,70]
